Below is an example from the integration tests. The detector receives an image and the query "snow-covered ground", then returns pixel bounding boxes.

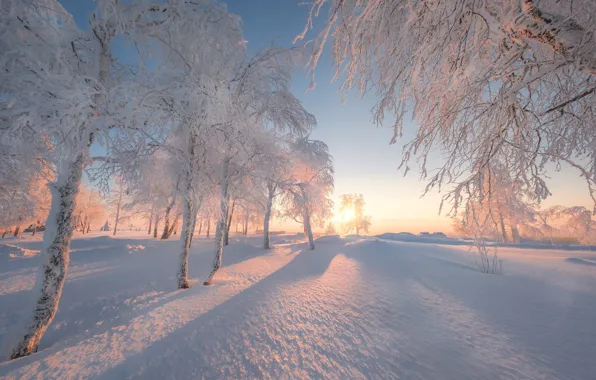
[1,232,595,379]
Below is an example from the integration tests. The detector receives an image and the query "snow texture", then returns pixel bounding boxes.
[0,233,595,379]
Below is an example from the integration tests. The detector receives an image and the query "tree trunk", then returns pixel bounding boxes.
[301,187,315,250]
[189,206,199,249]
[178,192,193,289]
[510,221,521,244]
[263,184,275,249]
[204,158,230,286]
[32,220,37,237]
[86,223,91,234]
[11,153,85,359]
[198,218,203,235]
[304,205,315,250]
[166,211,180,239]
[14,216,22,237]
[153,212,159,238]
[113,181,123,236]
[177,141,195,289]
[161,205,172,239]
[206,218,211,238]
[148,207,153,235]
[499,214,509,243]
[224,199,234,246]
[2,230,7,238]
[243,211,249,235]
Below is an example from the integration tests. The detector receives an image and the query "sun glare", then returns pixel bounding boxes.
[342,207,355,221]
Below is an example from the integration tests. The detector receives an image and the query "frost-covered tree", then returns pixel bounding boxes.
[284,138,334,250]
[73,185,106,234]
[1,0,203,358]
[452,161,536,243]
[339,193,372,235]
[560,206,596,245]
[299,0,596,214]
[534,205,565,244]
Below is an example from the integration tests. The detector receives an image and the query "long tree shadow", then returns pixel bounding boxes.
[96,242,347,379]
[0,238,306,366]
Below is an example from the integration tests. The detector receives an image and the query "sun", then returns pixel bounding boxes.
[341,207,355,221]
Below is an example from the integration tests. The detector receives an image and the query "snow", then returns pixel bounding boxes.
[0,244,39,259]
[1,233,595,379]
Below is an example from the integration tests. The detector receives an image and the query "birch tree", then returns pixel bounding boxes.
[284,138,334,250]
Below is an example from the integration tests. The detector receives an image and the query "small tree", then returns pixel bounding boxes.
[339,193,371,235]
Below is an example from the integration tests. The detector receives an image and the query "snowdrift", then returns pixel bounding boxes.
[0,244,38,259]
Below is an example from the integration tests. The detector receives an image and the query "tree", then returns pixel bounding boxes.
[451,161,537,243]
[110,177,126,236]
[560,206,596,245]
[2,0,194,358]
[73,185,106,234]
[534,206,565,245]
[299,0,596,216]
[339,194,371,235]
[201,47,316,285]
[284,138,334,250]
[325,222,337,235]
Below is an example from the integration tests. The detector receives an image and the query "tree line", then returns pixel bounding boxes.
[1,0,333,359]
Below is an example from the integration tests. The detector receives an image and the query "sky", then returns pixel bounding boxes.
[59,0,593,234]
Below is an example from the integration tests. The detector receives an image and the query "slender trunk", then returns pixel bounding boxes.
[301,187,315,250]
[303,216,308,237]
[206,218,211,238]
[235,222,238,233]
[178,191,193,289]
[32,220,37,237]
[263,185,275,249]
[148,207,153,235]
[86,223,91,234]
[304,206,315,250]
[243,211,249,235]
[113,181,123,236]
[204,158,230,285]
[189,206,199,249]
[161,205,172,239]
[11,153,85,359]
[224,199,234,246]
[2,230,7,238]
[167,211,180,238]
[510,219,520,244]
[177,137,195,289]
[499,214,509,243]
[198,218,203,235]
[14,216,22,237]
[153,211,159,238]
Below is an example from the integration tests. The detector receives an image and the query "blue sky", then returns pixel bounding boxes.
[59,0,592,233]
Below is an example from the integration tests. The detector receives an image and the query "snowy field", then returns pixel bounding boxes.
[1,232,595,379]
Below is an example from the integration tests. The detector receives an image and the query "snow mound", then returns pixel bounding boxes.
[377,232,466,245]
[315,235,344,243]
[566,257,596,266]
[0,244,39,259]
